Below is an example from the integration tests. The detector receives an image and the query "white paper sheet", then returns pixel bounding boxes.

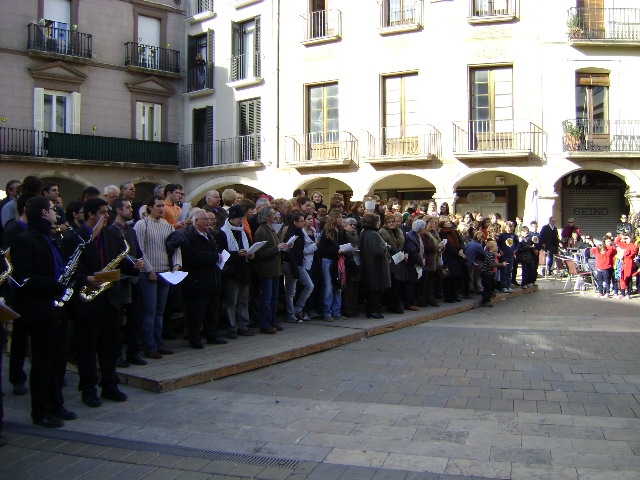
[247,241,267,255]
[285,235,298,246]
[159,271,188,285]
[177,202,191,223]
[392,251,405,265]
[339,243,358,253]
[271,223,283,234]
[217,249,231,270]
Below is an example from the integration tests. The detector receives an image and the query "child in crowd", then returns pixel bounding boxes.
[516,226,534,288]
[477,240,507,307]
[590,237,616,297]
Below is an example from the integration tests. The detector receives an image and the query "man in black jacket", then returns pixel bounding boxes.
[11,196,75,428]
[181,208,227,348]
[540,216,560,274]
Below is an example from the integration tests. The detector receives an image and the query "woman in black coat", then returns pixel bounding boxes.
[402,219,426,310]
[439,218,466,303]
[359,213,391,318]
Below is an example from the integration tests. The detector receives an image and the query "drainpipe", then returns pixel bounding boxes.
[274,0,281,169]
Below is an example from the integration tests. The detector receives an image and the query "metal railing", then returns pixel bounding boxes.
[469,0,518,18]
[0,127,178,166]
[568,7,640,41]
[302,9,342,40]
[380,0,422,28]
[27,23,92,59]
[187,0,213,17]
[286,131,358,165]
[180,134,262,168]
[562,119,640,152]
[363,125,441,159]
[453,119,544,157]
[229,51,261,82]
[185,64,214,92]
[124,42,180,74]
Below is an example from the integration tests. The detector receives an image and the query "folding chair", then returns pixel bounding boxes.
[554,256,568,279]
[563,259,593,292]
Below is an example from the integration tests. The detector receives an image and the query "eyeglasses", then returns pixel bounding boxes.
[568,221,574,224]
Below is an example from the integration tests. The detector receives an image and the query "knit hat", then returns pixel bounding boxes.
[228,204,245,220]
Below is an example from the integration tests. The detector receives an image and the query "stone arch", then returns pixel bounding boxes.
[552,160,640,194]
[185,175,265,203]
[361,172,435,201]
[37,170,92,188]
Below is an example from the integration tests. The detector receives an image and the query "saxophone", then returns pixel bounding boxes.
[0,248,12,287]
[54,231,88,307]
[79,236,130,302]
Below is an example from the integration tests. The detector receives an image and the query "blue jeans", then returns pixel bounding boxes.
[258,276,280,330]
[500,257,514,289]
[283,263,314,319]
[139,272,170,353]
[321,258,342,317]
[596,268,612,295]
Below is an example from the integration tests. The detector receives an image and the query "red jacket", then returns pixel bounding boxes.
[590,245,615,270]
[614,236,639,278]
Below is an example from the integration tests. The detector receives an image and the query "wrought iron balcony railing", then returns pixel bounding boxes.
[363,125,441,160]
[229,51,261,82]
[562,119,640,153]
[302,9,342,42]
[286,131,358,166]
[568,7,640,42]
[180,134,262,168]
[469,0,519,19]
[187,0,213,18]
[185,64,214,93]
[0,127,178,166]
[124,42,180,74]
[27,23,92,59]
[453,120,544,158]
[380,0,422,29]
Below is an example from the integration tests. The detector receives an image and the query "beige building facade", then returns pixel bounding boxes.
[1,0,639,238]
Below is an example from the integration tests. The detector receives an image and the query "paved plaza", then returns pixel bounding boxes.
[2,278,640,479]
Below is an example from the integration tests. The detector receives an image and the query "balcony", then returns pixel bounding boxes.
[363,125,440,165]
[180,135,263,170]
[467,0,519,24]
[568,7,640,47]
[184,65,214,96]
[301,9,342,46]
[286,131,358,169]
[378,0,422,35]
[186,0,215,23]
[453,120,544,161]
[562,119,640,157]
[26,23,92,62]
[228,52,262,87]
[0,127,178,167]
[124,42,180,77]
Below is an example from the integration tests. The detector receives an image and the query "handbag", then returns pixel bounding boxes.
[438,264,450,278]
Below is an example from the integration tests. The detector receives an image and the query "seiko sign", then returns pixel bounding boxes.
[573,207,609,216]
[466,192,496,204]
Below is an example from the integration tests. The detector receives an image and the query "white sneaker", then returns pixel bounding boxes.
[522,284,529,289]
[502,288,510,293]
[507,288,514,293]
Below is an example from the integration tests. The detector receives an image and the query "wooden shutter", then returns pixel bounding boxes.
[206,105,214,142]
[153,104,162,141]
[34,88,44,131]
[240,98,260,135]
[208,29,214,66]
[135,102,144,140]
[70,92,81,134]
[253,17,261,77]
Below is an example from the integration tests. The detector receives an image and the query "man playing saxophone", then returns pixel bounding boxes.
[62,197,137,408]
[11,196,76,428]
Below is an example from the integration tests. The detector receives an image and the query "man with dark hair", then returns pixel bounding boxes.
[42,181,67,226]
[2,175,43,230]
[292,188,305,199]
[63,197,130,407]
[11,195,75,428]
[540,216,560,275]
[163,184,184,229]
[80,185,100,202]
[109,197,146,367]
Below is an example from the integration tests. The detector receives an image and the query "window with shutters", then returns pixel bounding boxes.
[468,66,513,150]
[40,0,71,54]
[382,0,417,27]
[307,83,339,160]
[238,98,260,162]
[383,73,419,155]
[231,17,260,82]
[187,31,214,92]
[136,102,161,141]
[33,88,80,134]
[191,106,212,167]
[575,72,609,150]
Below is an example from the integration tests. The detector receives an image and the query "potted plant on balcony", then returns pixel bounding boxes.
[567,13,584,39]
[563,121,583,151]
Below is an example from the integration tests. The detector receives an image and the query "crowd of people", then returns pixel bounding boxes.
[0,177,635,444]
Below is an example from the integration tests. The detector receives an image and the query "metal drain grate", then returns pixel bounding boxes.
[5,421,300,469]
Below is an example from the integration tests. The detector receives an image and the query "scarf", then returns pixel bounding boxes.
[220,219,249,252]
[441,227,461,250]
[380,226,404,249]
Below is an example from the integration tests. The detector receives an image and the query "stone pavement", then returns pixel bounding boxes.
[2,277,640,479]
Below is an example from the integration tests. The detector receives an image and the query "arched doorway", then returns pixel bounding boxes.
[558,170,627,240]
[455,170,529,220]
[369,174,436,212]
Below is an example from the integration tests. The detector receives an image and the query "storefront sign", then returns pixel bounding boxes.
[466,192,496,204]
[573,207,609,216]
